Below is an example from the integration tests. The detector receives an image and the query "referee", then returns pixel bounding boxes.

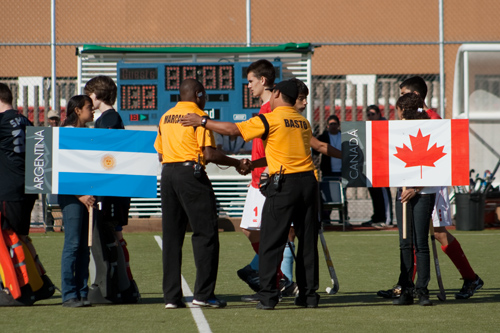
[154,79,250,309]
[180,79,332,310]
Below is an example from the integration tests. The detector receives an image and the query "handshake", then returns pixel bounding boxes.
[236,158,253,175]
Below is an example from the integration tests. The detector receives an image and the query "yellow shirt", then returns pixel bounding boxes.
[236,106,315,175]
[154,101,215,165]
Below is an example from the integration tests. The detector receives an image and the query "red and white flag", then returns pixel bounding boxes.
[341,119,469,187]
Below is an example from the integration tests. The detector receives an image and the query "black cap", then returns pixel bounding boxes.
[266,80,298,102]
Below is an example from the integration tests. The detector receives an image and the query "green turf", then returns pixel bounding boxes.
[2,229,500,332]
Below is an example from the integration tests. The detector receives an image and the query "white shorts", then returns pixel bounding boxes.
[432,186,452,227]
[240,186,266,230]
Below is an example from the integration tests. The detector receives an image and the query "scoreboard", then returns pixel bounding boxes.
[117,61,282,126]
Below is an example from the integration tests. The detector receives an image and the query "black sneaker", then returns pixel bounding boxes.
[241,293,259,302]
[81,297,91,307]
[256,301,274,310]
[455,275,484,299]
[281,282,299,297]
[62,298,84,308]
[418,294,433,306]
[392,289,414,305]
[377,285,401,299]
[294,296,319,308]
[192,297,227,308]
[237,265,260,292]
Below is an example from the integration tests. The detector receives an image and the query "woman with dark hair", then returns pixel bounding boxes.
[58,95,96,307]
[393,93,436,306]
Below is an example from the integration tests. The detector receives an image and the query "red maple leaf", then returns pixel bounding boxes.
[393,129,447,178]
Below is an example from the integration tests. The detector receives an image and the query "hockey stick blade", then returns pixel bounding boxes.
[319,229,339,294]
[430,222,446,301]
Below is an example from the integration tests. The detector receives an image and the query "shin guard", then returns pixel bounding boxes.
[0,229,21,299]
[21,242,43,292]
[3,230,29,288]
[118,238,133,281]
[89,218,139,304]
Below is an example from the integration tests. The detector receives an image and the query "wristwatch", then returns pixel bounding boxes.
[200,116,209,128]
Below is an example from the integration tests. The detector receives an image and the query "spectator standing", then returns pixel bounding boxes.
[363,105,393,227]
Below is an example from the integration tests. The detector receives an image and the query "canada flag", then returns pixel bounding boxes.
[341,119,469,187]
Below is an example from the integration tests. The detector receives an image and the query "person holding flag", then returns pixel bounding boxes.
[400,76,483,299]
[378,76,483,300]
[392,93,436,306]
[58,95,96,307]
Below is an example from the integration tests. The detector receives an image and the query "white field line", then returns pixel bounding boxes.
[339,233,500,237]
[154,235,212,333]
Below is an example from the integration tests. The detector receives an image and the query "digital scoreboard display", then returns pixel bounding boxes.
[117,61,282,126]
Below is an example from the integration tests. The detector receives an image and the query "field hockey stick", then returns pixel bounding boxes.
[287,239,297,261]
[402,186,407,239]
[429,221,446,301]
[319,227,339,294]
[88,206,93,247]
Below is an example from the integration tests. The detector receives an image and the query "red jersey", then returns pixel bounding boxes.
[426,108,441,119]
[250,101,271,188]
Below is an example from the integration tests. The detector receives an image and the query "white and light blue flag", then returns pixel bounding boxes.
[25,127,158,198]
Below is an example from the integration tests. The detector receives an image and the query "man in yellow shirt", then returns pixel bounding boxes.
[154,79,250,309]
[181,79,338,309]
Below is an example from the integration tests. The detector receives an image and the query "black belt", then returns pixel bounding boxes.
[274,171,314,178]
[165,161,196,167]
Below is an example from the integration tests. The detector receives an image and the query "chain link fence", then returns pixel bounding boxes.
[2,0,500,222]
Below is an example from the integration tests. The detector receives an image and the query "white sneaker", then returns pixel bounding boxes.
[165,302,186,309]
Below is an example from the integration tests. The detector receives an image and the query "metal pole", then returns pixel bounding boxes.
[438,0,445,118]
[464,51,470,119]
[246,0,251,47]
[51,0,56,112]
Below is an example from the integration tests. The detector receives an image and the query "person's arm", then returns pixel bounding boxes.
[180,113,242,136]
[203,146,251,175]
[250,157,267,169]
[310,136,341,159]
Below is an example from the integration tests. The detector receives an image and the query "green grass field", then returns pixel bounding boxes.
[2,229,500,332]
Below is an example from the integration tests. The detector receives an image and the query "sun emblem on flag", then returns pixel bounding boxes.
[101,154,116,170]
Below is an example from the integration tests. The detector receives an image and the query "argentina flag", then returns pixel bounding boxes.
[25,127,158,198]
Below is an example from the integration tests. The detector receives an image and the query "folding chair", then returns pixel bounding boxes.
[319,178,347,231]
[43,194,63,232]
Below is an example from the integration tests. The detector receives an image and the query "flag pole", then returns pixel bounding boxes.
[402,186,407,239]
[88,206,93,247]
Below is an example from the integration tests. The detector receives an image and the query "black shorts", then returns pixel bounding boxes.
[97,196,131,228]
[0,195,38,235]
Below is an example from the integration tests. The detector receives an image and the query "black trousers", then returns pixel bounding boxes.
[258,171,320,307]
[395,193,435,294]
[160,164,219,304]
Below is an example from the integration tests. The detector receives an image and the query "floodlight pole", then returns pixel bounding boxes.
[438,0,445,118]
[51,0,57,113]
[246,0,251,47]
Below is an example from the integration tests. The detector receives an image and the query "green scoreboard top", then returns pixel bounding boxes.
[117,61,282,126]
